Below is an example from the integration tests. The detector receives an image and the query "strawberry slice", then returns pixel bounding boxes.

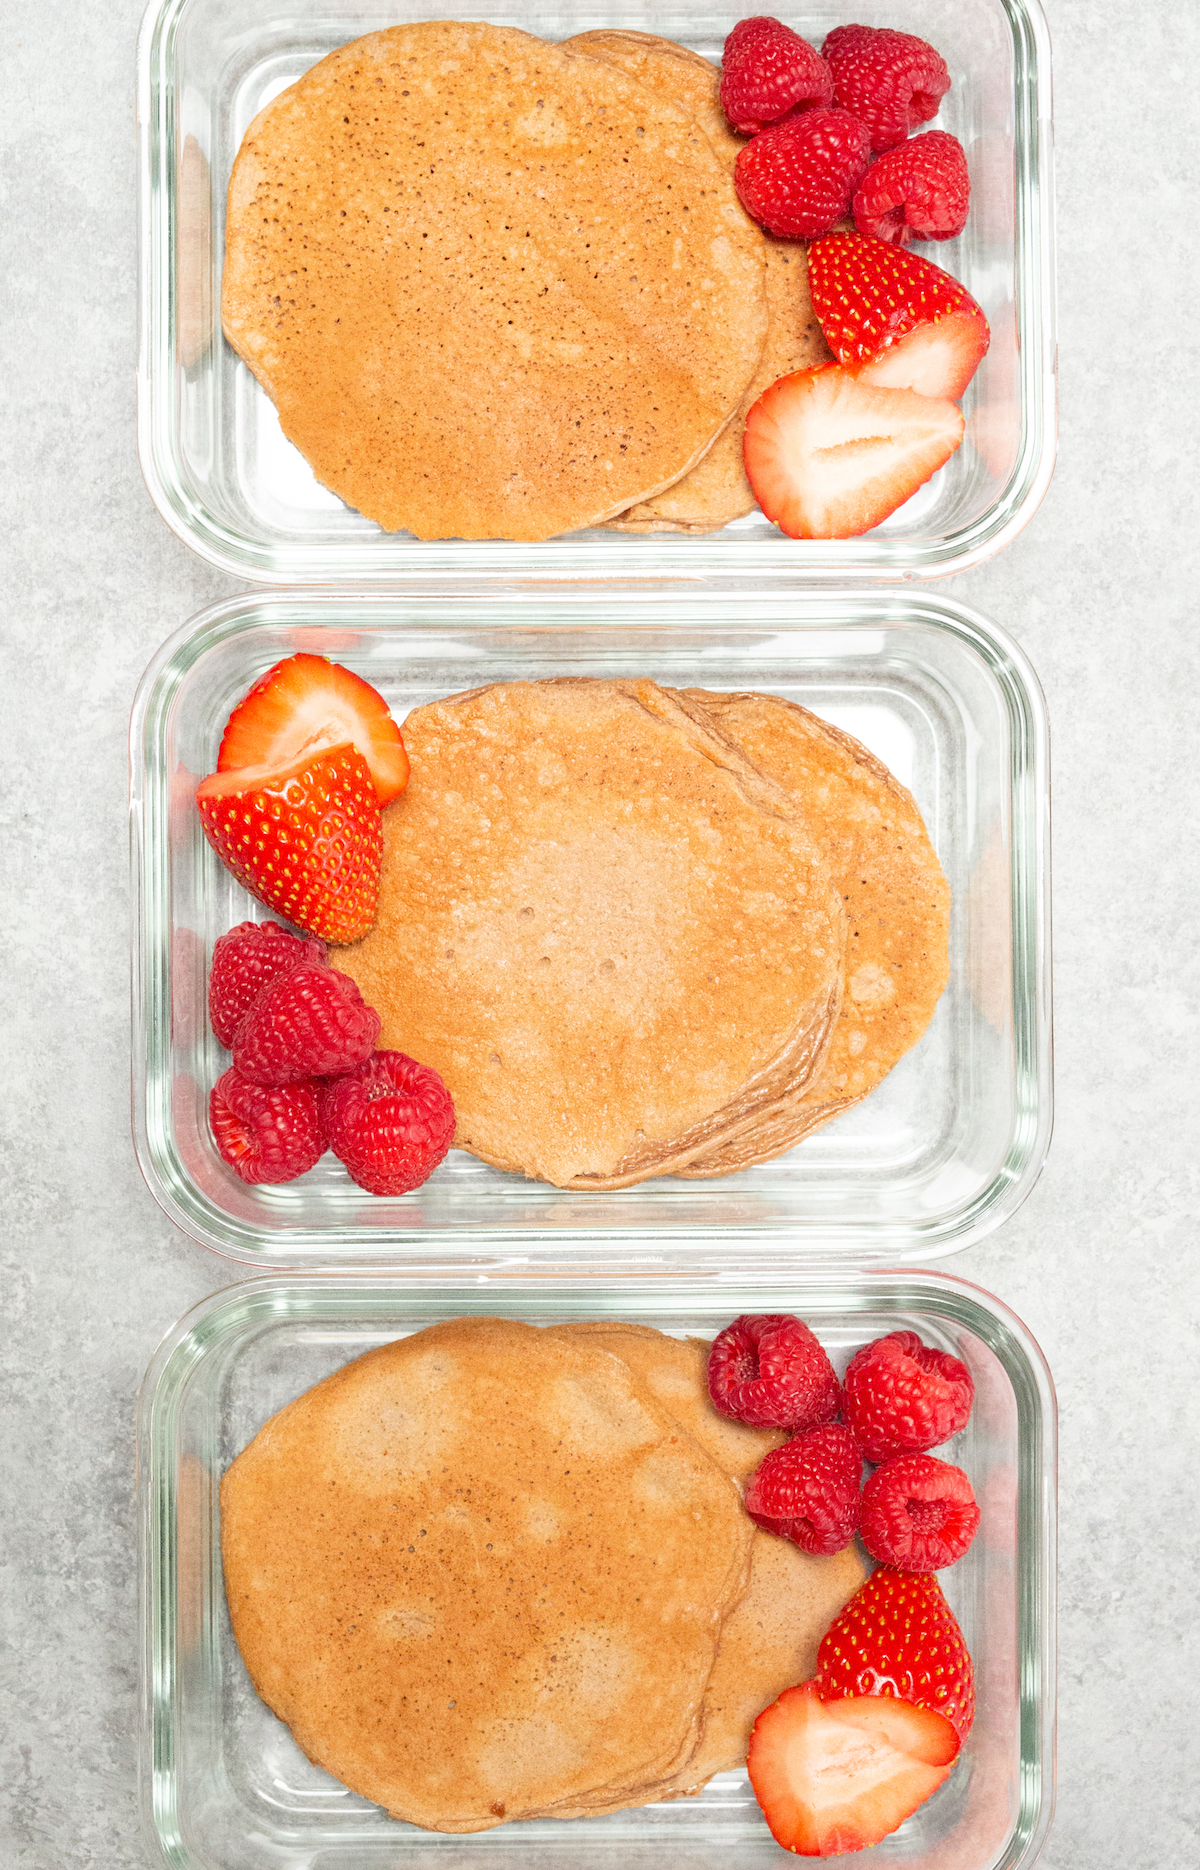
[816,1567,976,1741]
[808,232,990,400]
[217,654,409,806]
[747,1680,959,1856]
[743,362,964,538]
[197,743,382,945]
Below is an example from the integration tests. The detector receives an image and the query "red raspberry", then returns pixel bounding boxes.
[208,920,329,1049]
[843,1329,974,1462]
[321,1050,456,1195]
[854,130,970,245]
[707,1314,842,1430]
[744,1423,863,1556]
[735,109,870,240]
[232,961,380,1086]
[822,24,950,155]
[860,1453,980,1570]
[719,16,833,137]
[210,1066,326,1184]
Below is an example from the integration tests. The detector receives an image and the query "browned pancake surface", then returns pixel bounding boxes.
[222,22,767,541]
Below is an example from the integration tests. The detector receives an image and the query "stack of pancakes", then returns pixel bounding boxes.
[336,677,950,1189]
[221,22,831,540]
[221,1317,866,1831]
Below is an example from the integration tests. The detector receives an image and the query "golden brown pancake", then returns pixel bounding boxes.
[221,1317,755,1833]
[335,679,846,1188]
[566,32,832,532]
[673,692,950,1174]
[222,22,767,541]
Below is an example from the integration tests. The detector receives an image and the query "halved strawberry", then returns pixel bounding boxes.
[196,743,381,945]
[743,362,964,539]
[816,1567,976,1741]
[747,1680,959,1856]
[809,232,990,400]
[217,654,409,806]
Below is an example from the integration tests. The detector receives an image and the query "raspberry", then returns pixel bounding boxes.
[843,1330,974,1462]
[707,1314,842,1430]
[210,1066,326,1184]
[719,16,833,137]
[232,961,381,1086]
[744,1423,863,1556]
[853,131,970,245]
[321,1050,456,1195]
[208,920,329,1049]
[822,24,950,155]
[860,1453,980,1570]
[735,109,870,241]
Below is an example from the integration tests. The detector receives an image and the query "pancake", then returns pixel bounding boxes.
[335,678,846,1188]
[222,22,767,541]
[672,692,951,1174]
[567,32,832,532]
[538,1325,866,1814]
[221,1317,755,1833]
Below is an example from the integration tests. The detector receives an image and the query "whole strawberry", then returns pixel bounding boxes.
[210,1067,327,1185]
[208,920,329,1049]
[735,108,870,240]
[720,16,833,136]
[843,1328,974,1462]
[321,1050,456,1195]
[816,1565,976,1740]
[233,961,381,1086]
[708,1313,841,1430]
[861,1453,980,1571]
[854,129,971,245]
[744,1423,863,1555]
[822,24,950,154]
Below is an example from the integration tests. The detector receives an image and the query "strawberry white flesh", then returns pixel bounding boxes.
[744,363,964,539]
[747,1681,959,1856]
[217,653,409,805]
[857,309,990,400]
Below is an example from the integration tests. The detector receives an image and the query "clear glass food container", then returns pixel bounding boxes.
[130,585,1051,1267]
[137,0,1055,583]
[137,1268,1056,1869]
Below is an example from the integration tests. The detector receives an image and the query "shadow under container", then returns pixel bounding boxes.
[138,0,1055,583]
[131,585,1051,1269]
[138,1269,1056,1870]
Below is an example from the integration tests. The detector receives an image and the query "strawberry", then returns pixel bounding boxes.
[208,920,329,1049]
[743,363,964,539]
[707,1314,841,1431]
[210,1067,327,1185]
[822,24,950,155]
[816,1566,976,1741]
[217,653,409,806]
[196,743,382,945]
[232,961,381,1086]
[841,1325,975,1460]
[321,1050,456,1195]
[854,129,971,245]
[744,1423,863,1556]
[719,16,833,137]
[808,232,989,400]
[735,108,870,241]
[747,1679,959,1856]
[860,1454,980,1571]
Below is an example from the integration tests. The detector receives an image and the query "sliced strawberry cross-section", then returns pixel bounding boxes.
[743,362,964,539]
[747,1679,959,1856]
[808,232,990,402]
[816,1566,976,1742]
[217,653,409,806]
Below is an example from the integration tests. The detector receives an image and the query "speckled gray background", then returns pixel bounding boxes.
[2,0,1198,1864]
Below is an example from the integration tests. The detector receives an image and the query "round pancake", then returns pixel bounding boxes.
[538,1325,866,1814]
[673,692,950,1174]
[221,1317,754,1833]
[222,22,767,541]
[569,33,832,532]
[335,678,846,1188]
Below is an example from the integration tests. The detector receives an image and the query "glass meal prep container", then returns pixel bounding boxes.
[130,585,1051,1267]
[136,0,1055,584]
[137,1268,1056,1870]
